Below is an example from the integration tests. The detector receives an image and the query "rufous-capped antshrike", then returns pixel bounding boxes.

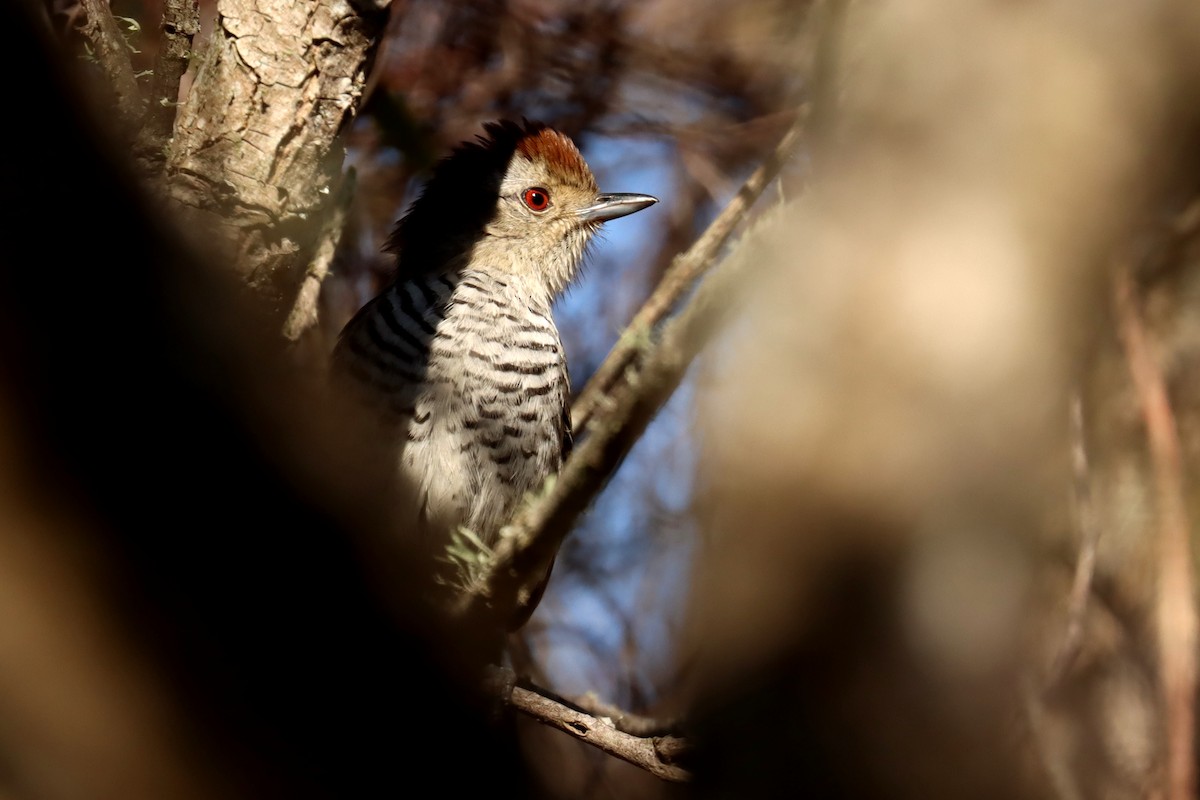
[333,120,657,625]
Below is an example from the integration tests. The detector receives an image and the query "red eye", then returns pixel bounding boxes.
[523,187,550,212]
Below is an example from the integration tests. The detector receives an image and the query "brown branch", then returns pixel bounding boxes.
[283,169,357,343]
[509,686,690,782]
[1045,391,1102,692]
[79,0,142,124]
[453,186,788,629]
[513,677,682,738]
[570,115,805,432]
[1112,264,1197,800]
[567,691,682,738]
[134,0,200,169]
[166,0,389,320]
[447,127,806,626]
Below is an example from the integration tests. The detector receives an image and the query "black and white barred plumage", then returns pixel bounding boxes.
[336,266,572,543]
[333,120,655,623]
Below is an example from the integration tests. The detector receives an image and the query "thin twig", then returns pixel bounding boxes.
[283,170,357,342]
[79,0,142,124]
[135,0,200,169]
[1112,263,1197,800]
[570,116,805,432]
[1045,391,1102,692]
[569,692,681,738]
[509,686,690,782]
[516,678,683,738]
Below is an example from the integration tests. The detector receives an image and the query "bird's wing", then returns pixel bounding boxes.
[332,291,434,421]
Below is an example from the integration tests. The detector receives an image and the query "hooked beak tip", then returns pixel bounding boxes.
[579,193,659,223]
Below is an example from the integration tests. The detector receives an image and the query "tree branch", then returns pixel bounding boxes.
[166,0,389,321]
[509,685,690,783]
[134,0,200,169]
[453,172,797,628]
[283,169,356,342]
[570,115,805,432]
[512,676,683,738]
[1044,391,1101,692]
[79,0,142,124]
[1112,263,1197,800]
[564,690,682,738]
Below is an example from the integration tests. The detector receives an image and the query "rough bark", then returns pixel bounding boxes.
[165,0,388,321]
[79,0,142,125]
[135,0,201,170]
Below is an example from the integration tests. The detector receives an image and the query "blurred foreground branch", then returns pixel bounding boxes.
[1045,393,1101,692]
[1112,264,1197,800]
[453,124,802,628]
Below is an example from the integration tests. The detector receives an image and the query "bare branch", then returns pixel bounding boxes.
[1112,264,1197,800]
[561,691,682,738]
[1045,391,1102,692]
[570,116,805,432]
[283,170,356,342]
[509,685,690,783]
[134,0,200,169]
[512,676,683,738]
[454,183,793,629]
[78,0,142,123]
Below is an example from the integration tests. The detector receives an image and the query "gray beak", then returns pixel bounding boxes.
[577,193,659,223]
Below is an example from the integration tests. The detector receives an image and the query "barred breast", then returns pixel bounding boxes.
[333,268,571,547]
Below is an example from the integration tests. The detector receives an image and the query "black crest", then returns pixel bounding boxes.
[383,120,550,271]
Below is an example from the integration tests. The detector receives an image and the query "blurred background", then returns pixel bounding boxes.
[6,0,1200,798]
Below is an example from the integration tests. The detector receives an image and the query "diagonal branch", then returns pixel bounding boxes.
[509,685,690,782]
[283,169,357,343]
[79,0,142,124]
[1045,391,1102,692]
[563,690,683,738]
[452,167,798,628]
[514,676,683,738]
[570,115,805,433]
[1112,263,1197,800]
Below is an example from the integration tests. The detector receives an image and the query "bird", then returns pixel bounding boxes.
[332,119,658,626]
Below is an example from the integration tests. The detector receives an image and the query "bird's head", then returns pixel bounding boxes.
[386,120,657,300]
